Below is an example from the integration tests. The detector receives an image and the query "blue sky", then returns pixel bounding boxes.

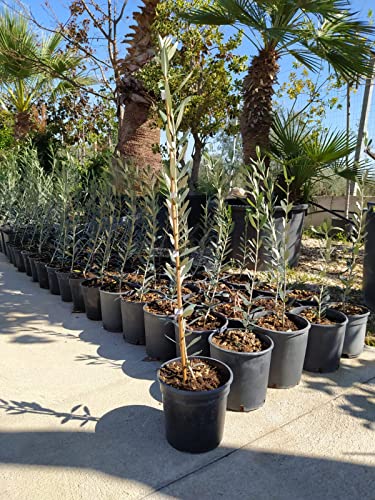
[21,0,375,145]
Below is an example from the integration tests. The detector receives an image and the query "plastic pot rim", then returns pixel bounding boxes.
[157,355,233,397]
[290,306,348,328]
[328,303,370,320]
[208,330,274,358]
[251,312,310,336]
[143,302,174,319]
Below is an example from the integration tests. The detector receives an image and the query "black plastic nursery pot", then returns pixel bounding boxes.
[0,227,8,254]
[227,202,308,269]
[21,251,32,276]
[143,306,175,361]
[121,299,146,345]
[209,331,273,412]
[81,280,102,321]
[69,277,86,313]
[99,289,122,332]
[46,266,61,295]
[363,203,375,310]
[35,261,50,289]
[13,247,25,272]
[291,307,348,373]
[158,356,233,453]
[7,244,16,265]
[342,307,370,358]
[175,312,228,357]
[252,313,310,389]
[28,255,39,282]
[56,271,72,302]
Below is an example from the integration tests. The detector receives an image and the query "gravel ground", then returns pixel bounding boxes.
[291,236,374,346]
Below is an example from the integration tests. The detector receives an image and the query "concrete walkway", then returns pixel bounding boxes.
[0,253,374,500]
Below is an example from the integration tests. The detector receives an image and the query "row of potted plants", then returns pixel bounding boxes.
[0,37,370,454]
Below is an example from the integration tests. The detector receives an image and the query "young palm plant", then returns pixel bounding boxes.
[270,111,363,203]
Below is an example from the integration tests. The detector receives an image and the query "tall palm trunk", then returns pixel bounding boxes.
[117,0,161,174]
[241,48,280,165]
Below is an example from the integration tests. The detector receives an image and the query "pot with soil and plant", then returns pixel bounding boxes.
[176,308,228,357]
[209,328,273,411]
[332,177,370,357]
[291,305,348,373]
[120,169,167,345]
[291,221,348,372]
[250,163,310,388]
[156,39,232,453]
[144,298,176,360]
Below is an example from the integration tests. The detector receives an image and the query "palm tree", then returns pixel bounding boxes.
[0,10,90,139]
[270,111,360,202]
[117,0,161,173]
[182,0,375,165]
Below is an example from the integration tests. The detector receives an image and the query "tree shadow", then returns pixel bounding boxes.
[303,355,375,429]
[0,402,374,497]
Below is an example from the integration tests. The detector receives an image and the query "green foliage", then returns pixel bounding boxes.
[270,111,360,202]
[340,175,367,303]
[143,0,246,172]
[240,152,272,299]
[310,221,337,320]
[0,9,92,140]
[0,111,14,149]
[158,35,197,375]
[183,0,375,81]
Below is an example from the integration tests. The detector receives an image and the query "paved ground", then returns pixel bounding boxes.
[0,253,374,500]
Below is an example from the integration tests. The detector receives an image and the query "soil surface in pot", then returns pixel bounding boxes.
[287,288,317,302]
[330,302,368,316]
[212,329,265,353]
[159,358,223,391]
[254,282,277,293]
[100,277,134,293]
[34,253,51,262]
[69,268,86,279]
[121,290,161,303]
[256,313,299,331]
[145,299,175,316]
[225,273,252,285]
[214,301,244,320]
[298,308,338,325]
[187,311,223,331]
[126,273,145,285]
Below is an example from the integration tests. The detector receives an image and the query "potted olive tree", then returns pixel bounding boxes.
[331,176,370,357]
[156,36,233,453]
[209,157,274,411]
[291,222,348,373]
[251,166,310,388]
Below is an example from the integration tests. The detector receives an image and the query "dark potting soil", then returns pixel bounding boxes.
[187,311,223,332]
[254,282,277,292]
[35,253,51,263]
[159,358,223,391]
[100,278,134,293]
[212,329,265,353]
[214,301,244,320]
[287,288,317,301]
[330,302,368,316]
[144,299,175,316]
[225,273,252,285]
[121,291,161,303]
[252,298,283,311]
[256,313,299,332]
[69,269,86,279]
[126,273,145,285]
[82,277,102,288]
[298,309,337,325]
